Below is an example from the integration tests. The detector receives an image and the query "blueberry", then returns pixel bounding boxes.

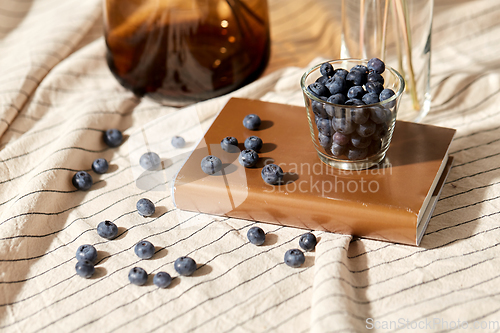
[332,132,350,146]
[171,136,186,148]
[134,240,155,259]
[379,88,396,101]
[367,57,385,74]
[351,64,369,74]
[128,267,148,285]
[351,108,370,124]
[345,99,365,106]
[103,129,123,147]
[76,244,98,263]
[174,256,197,276]
[316,118,333,136]
[243,114,261,130]
[320,62,334,77]
[325,76,347,95]
[370,107,391,124]
[75,260,95,278]
[373,123,389,140]
[261,163,284,185]
[365,81,384,96]
[367,72,384,85]
[244,136,263,152]
[327,93,346,106]
[284,249,305,268]
[247,226,266,245]
[72,171,93,191]
[153,272,172,288]
[347,86,366,100]
[201,155,223,175]
[331,143,346,157]
[307,82,330,98]
[332,117,355,135]
[316,75,329,85]
[351,133,372,149]
[92,158,109,174]
[334,69,349,80]
[221,136,239,152]
[140,152,161,170]
[136,198,155,217]
[312,99,328,119]
[299,232,317,252]
[318,132,332,149]
[346,70,367,86]
[347,147,368,160]
[356,120,376,137]
[362,92,380,105]
[238,149,259,168]
[96,220,118,240]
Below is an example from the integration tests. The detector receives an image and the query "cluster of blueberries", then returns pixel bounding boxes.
[247,226,317,267]
[73,129,196,287]
[307,58,396,161]
[200,114,284,185]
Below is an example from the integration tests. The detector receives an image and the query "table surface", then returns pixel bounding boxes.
[1,0,500,332]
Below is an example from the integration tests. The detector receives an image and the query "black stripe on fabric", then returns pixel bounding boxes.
[216,286,312,333]
[439,180,500,202]
[446,166,500,185]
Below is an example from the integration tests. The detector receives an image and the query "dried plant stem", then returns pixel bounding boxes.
[394,0,420,111]
[380,0,390,58]
[360,0,365,58]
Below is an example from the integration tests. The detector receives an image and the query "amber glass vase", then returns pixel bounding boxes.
[104,0,270,106]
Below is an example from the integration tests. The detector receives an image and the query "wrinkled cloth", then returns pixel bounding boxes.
[1,0,500,332]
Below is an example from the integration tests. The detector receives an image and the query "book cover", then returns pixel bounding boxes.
[172,98,456,246]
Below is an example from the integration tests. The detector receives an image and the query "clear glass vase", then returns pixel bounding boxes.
[340,0,433,122]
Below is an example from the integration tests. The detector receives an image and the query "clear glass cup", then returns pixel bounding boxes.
[340,0,433,122]
[103,0,270,107]
[301,59,405,171]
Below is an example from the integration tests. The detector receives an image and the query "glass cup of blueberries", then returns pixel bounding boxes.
[301,58,405,170]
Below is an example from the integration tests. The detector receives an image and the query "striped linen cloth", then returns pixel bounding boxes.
[1,0,500,332]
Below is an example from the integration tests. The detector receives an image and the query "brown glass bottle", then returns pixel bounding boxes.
[104,0,270,106]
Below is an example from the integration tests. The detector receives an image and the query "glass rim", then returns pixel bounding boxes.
[300,58,406,108]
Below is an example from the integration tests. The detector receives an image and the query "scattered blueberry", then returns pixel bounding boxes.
[76,244,98,263]
[201,155,223,175]
[320,62,334,77]
[136,198,155,217]
[367,57,385,74]
[299,233,317,252]
[92,158,109,174]
[174,256,197,276]
[244,136,263,152]
[171,136,186,148]
[284,249,305,268]
[153,272,172,288]
[238,149,259,168]
[221,136,239,152]
[261,163,284,185]
[103,129,123,147]
[128,267,148,285]
[97,220,118,240]
[72,171,93,191]
[140,152,161,170]
[134,240,155,259]
[247,226,266,245]
[243,114,261,130]
[75,260,95,278]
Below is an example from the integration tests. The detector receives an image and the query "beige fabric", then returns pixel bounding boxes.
[1,0,499,332]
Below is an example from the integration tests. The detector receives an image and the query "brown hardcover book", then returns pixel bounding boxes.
[172,98,456,246]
